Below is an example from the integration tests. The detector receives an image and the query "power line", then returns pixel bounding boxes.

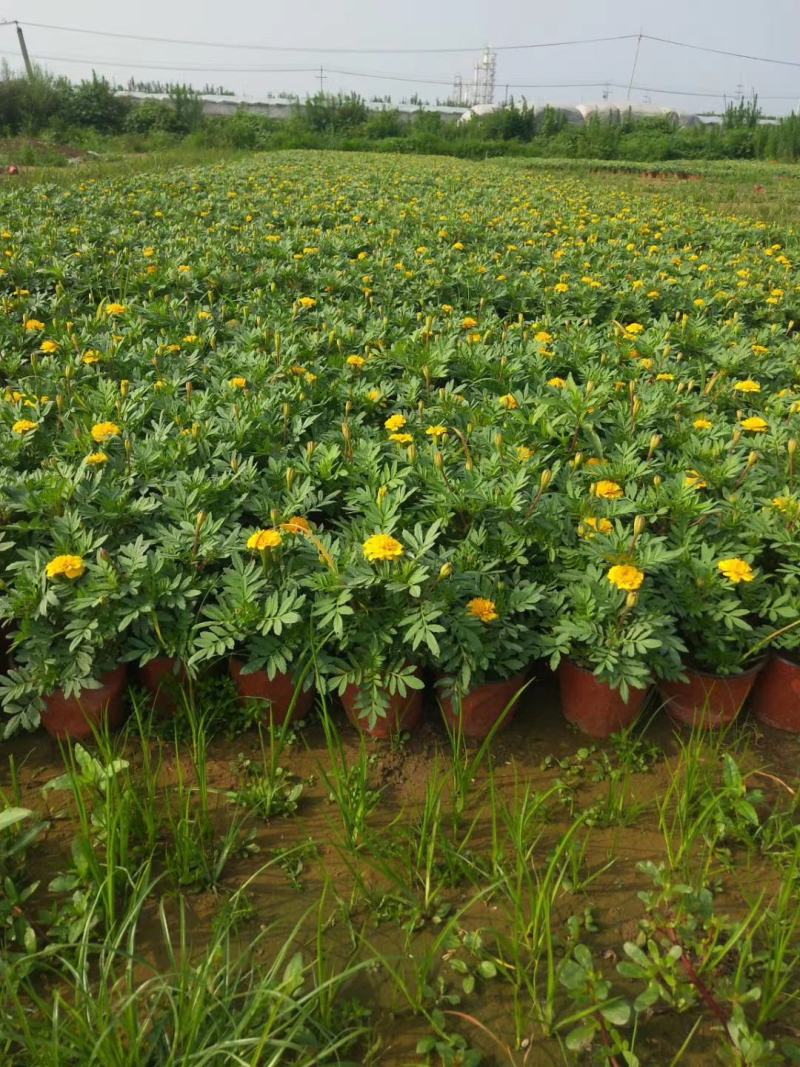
[8,19,800,70]
[10,21,638,55]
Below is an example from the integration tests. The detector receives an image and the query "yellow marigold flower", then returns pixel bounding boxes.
[499,394,518,410]
[467,597,499,623]
[772,496,793,512]
[297,296,317,309]
[655,373,674,382]
[85,451,108,466]
[441,304,454,314]
[247,528,282,551]
[384,414,407,432]
[693,417,712,430]
[40,340,59,354]
[45,554,86,580]
[579,516,613,537]
[12,419,38,434]
[625,323,645,335]
[367,388,381,402]
[290,365,307,376]
[751,344,768,356]
[178,264,191,273]
[363,533,404,562]
[640,358,654,370]
[718,558,755,584]
[389,432,413,444]
[452,241,465,251]
[105,303,127,316]
[740,416,768,433]
[461,316,478,329]
[229,376,247,389]
[734,380,761,393]
[516,445,533,461]
[197,310,212,320]
[554,282,569,293]
[426,425,447,438]
[82,350,101,365]
[143,247,155,258]
[346,355,366,368]
[182,334,199,345]
[607,564,645,591]
[24,319,45,331]
[547,377,566,388]
[90,421,121,443]
[280,516,311,535]
[534,330,553,344]
[685,470,707,489]
[305,372,317,385]
[594,480,624,500]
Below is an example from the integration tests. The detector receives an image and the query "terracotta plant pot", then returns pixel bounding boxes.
[41,665,129,741]
[749,653,800,732]
[558,659,650,738]
[439,671,528,740]
[139,656,190,715]
[341,679,424,740]
[229,658,314,725]
[659,662,763,729]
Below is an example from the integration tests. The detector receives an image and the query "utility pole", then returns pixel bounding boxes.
[16,23,34,79]
[318,66,326,96]
[626,27,643,101]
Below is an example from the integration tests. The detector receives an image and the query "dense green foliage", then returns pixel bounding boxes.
[2,67,800,162]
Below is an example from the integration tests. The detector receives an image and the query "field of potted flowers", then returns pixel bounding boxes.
[4,151,800,1067]
[0,152,798,741]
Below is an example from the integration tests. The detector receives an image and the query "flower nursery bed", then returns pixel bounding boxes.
[1,150,800,1063]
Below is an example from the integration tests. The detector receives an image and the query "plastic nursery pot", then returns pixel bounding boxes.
[438,671,528,740]
[749,653,800,732]
[139,656,190,716]
[229,658,314,726]
[41,665,129,741]
[658,661,764,730]
[558,659,650,738]
[341,679,424,740]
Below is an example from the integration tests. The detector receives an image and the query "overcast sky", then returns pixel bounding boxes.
[2,0,799,115]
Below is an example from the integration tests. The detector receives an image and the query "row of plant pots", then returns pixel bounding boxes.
[29,649,800,743]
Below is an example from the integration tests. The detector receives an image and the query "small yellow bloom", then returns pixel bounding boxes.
[734,379,761,394]
[85,451,109,466]
[90,421,121,443]
[384,414,407,432]
[554,282,569,293]
[12,419,38,434]
[467,597,499,623]
[693,417,712,430]
[45,554,86,580]
[229,376,247,389]
[363,533,404,562]
[105,303,127,316]
[280,516,311,535]
[40,340,59,354]
[655,373,674,382]
[499,394,518,410]
[579,516,613,537]
[178,264,191,273]
[82,350,101,365]
[516,445,533,462]
[346,355,366,368]
[624,323,645,335]
[594,480,624,500]
[297,296,317,309]
[367,389,381,402]
[718,558,755,584]
[740,416,768,433]
[607,564,645,592]
[684,470,707,489]
[247,529,283,551]
[772,496,794,513]
[182,334,199,345]
[461,316,478,329]
[534,330,553,344]
[426,425,447,438]
[24,319,45,331]
[547,377,566,388]
[389,432,413,444]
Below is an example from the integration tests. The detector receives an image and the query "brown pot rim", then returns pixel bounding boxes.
[769,650,800,669]
[679,658,766,682]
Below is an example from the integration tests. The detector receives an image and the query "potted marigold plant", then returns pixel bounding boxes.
[749,563,800,732]
[544,515,685,736]
[190,518,319,725]
[311,523,443,738]
[0,529,140,739]
[655,542,766,728]
[433,565,547,739]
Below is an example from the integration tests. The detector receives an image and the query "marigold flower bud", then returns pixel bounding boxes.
[540,469,553,491]
[438,562,454,580]
[434,450,445,470]
[407,444,417,462]
[653,475,663,487]
[633,515,647,537]
[286,467,295,488]
[625,591,639,610]
[789,439,798,456]
[494,433,503,451]
[120,379,129,397]
[377,485,388,501]
[186,382,193,399]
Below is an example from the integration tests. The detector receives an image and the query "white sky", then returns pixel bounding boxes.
[1,0,799,115]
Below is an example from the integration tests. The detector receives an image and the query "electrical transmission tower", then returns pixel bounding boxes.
[471,46,496,106]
